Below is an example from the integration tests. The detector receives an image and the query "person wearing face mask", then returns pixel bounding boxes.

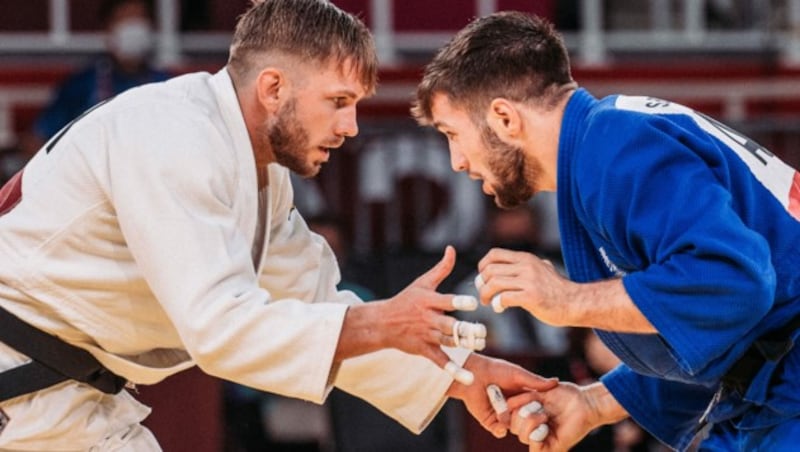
[17,0,169,163]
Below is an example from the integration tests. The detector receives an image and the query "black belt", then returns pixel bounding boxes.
[0,305,127,403]
[720,314,800,395]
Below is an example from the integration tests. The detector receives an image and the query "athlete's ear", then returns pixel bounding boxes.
[255,68,284,113]
[486,98,522,142]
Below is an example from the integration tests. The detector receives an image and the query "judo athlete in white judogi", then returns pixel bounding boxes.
[0,1,556,450]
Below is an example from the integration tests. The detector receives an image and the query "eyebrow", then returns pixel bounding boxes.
[331,89,360,100]
[432,120,450,130]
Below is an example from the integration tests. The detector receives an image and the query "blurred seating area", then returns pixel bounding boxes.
[1,1,799,451]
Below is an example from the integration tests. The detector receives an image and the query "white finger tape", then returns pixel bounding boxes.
[486,384,508,415]
[454,321,488,350]
[465,331,476,350]
[529,424,549,442]
[451,321,462,348]
[445,361,475,385]
[518,401,543,418]
[518,401,548,442]
[474,273,485,289]
[452,295,478,311]
[457,321,487,339]
[491,293,506,313]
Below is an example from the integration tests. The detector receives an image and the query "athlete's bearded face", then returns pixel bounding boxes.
[481,124,538,208]
[257,59,367,178]
[429,92,540,209]
[264,98,317,177]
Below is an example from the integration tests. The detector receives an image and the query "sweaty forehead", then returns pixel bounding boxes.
[316,58,370,98]
[431,93,470,128]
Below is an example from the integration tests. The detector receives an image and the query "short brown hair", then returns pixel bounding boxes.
[412,11,575,125]
[228,0,377,93]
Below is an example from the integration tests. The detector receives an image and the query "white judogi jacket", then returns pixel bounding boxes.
[0,69,466,439]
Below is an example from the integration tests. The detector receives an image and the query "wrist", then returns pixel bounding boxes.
[558,278,585,328]
[582,382,629,428]
[334,301,386,362]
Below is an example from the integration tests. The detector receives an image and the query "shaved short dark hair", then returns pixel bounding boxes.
[413,11,576,125]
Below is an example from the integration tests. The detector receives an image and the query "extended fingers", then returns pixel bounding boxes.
[452,294,479,311]
[419,291,481,314]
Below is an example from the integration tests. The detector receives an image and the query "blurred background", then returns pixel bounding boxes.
[1,1,798,451]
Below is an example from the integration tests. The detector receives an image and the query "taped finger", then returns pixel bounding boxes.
[518,401,543,418]
[451,321,462,348]
[529,424,549,442]
[437,331,457,348]
[453,321,488,350]
[491,293,506,313]
[452,295,478,311]
[474,273,485,289]
[518,401,549,442]
[456,321,487,339]
[486,384,508,417]
[444,361,474,385]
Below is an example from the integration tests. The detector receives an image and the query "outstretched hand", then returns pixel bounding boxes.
[335,246,485,376]
[447,353,559,438]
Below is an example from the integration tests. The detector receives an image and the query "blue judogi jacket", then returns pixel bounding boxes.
[557,89,800,450]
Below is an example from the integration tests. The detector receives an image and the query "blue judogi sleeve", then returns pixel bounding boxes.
[574,107,776,378]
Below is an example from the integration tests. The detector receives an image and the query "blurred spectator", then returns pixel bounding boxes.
[454,201,568,356]
[17,0,170,163]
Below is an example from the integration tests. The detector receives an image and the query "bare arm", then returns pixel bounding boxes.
[562,278,655,332]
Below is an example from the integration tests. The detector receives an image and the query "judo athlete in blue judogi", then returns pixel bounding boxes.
[413,11,800,452]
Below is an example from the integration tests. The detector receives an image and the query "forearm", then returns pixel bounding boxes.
[563,278,656,333]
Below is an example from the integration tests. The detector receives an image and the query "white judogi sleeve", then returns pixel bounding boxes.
[262,166,469,432]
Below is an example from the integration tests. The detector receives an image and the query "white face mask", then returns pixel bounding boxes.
[108,18,154,61]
